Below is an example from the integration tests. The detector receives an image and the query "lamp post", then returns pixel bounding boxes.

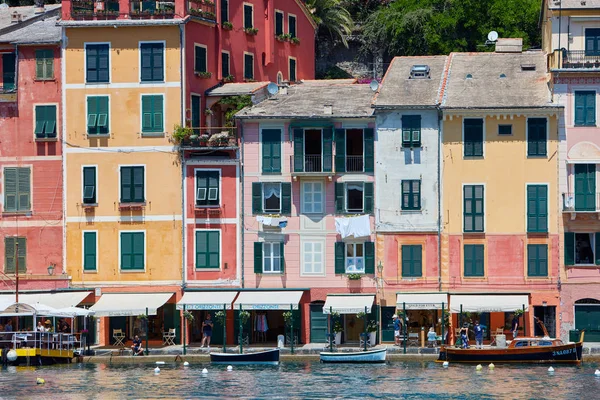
[47,263,55,276]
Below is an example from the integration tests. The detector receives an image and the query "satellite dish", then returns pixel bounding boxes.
[487,31,499,42]
[369,79,379,92]
[267,82,279,95]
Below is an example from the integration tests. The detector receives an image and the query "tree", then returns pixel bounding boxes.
[305,0,354,47]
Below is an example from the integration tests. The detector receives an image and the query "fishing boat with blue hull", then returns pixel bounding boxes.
[210,348,280,365]
[320,347,387,364]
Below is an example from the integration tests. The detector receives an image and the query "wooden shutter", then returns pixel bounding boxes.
[474,244,484,276]
[263,132,272,173]
[334,242,345,274]
[83,232,97,271]
[322,128,333,172]
[334,128,346,173]
[252,182,262,214]
[152,44,163,81]
[275,12,283,36]
[35,51,45,79]
[364,241,375,274]
[413,245,422,277]
[528,118,547,156]
[87,96,97,134]
[153,95,164,132]
[208,231,220,269]
[83,166,96,203]
[464,119,483,157]
[221,52,230,78]
[220,0,228,23]
[45,106,57,137]
[207,171,219,206]
[281,183,292,215]
[17,167,30,211]
[538,244,548,276]
[121,167,132,202]
[290,59,296,82]
[574,164,596,211]
[244,4,253,28]
[132,232,144,269]
[191,95,200,132]
[4,168,17,211]
[96,97,108,134]
[537,185,548,232]
[527,244,536,276]
[335,182,344,214]
[45,51,54,79]
[195,231,206,268]
[4,237,15,273]
[401,245,410,277]
[364,182,374,213]
[142,96,153,132]
[596,233,600,266]
[97,45,109,83]
[244,54,253,80]
[262,129,281,173]
[293,128,304,172]
[254,242,263,274]
[86,45,97,82]
[586,92,596,126]
[133,166,144,202]
[121,233,132,269]
[564,232,575,266]
[141,44,153,81]
[575,92,586,126]
[279,242,285,273]
[289,15,296,37]
[364,128,374,172]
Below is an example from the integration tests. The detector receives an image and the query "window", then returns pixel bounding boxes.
[289,57,296,82]
[527,244,548,277]
[302,181,323,214]
[302,241,323,274]
[244,53,254,80]
[574,164,596,211]
[401,245,422,277]
[252,182,291,214]
[335,182,374,214]
[196,170,219,207]
[87,96,109,135]
[575,91,596,127]
[335,128,374,173]
[35,49,54,80]
[464,244,484,277]
[194,45,207,73]
[83,166,97,204]
[220,0,229,23]
[120,232,144,270]
[34,105,57,139]
[527,118,547,157]
[498,124,512,135]
[4,237,26,274]
[221,52,230,78]
[527,185,547,233]
[3,167,30,212]
[402,115,421,148]
[401,180,421,210]
[335,241,374,274]
[83,231,97,271]
[120,166,144,203]
[85,43,109,83]
[243,4,253,28]
[463,185,484,232]
[141,95,164,133]
[195,231,220,269]
[2,53,15,91]
[275,11,284,36]
[288,14,297,38]
[262,129,281,173]
[565,232,598,266]
[261,242,283,273]
[140,42,164,82]
[345,243,364,273]
[585,28,600,56]
[464,118,483,157]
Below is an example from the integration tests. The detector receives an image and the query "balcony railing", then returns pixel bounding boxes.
[562,192,599,212]
[187,0,215,21]
[550,49,600,70]
[346,155,364,172]
[304,154,323,172]
[130,1,175,17]
[71,0,121,19]
[179,127,237,148]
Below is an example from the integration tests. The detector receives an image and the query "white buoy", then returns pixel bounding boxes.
[154,367,160,374]
[488,363,495,369]
[183,361,190,367]
[595,369,600,376]
[156,361,165,365]
[227,365,233,371]
[476,364,483,371]
[6,350,17,362]
[442,361,449,368]
[202,368,208,374]
[548,366,554,373]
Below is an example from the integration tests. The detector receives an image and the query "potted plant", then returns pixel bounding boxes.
[172,124,192,144]
[347,273,362,280]
[282,311,293,327]
[276,33,290,42]
[367,320,378,345]
[290,37,300,45]
[215,310,226,324]
[204,108,213,116]
[222,21,233,30]
[203,11,216,19]
[333,320,343,345]
[208,131,230,147]
[137,314,148,321]
[183,311,194,323]
[196,71,212,79]
[239,310,250,325]
[199,134,210,146]
[223,74,235,83]
[245,27,258,35]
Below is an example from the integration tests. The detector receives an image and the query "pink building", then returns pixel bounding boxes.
[237,80,378,345]
[0,6,66,294]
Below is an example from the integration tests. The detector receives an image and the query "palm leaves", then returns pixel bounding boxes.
[306,0,354,47]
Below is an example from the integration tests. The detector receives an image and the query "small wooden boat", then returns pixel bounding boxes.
[210,348,280,365]
[320,347,387,364]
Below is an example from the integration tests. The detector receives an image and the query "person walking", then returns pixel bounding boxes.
[474,321,484,349]
[200,313,214,348]
[392,314,402,346]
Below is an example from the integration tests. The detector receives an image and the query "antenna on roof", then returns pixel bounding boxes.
[369,80,379,92]
[485,31,499,46]
[267,82,279,96]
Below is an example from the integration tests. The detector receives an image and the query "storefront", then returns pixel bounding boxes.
[392,293,449,344]
[323,294,376,345]
[176,291,237,345]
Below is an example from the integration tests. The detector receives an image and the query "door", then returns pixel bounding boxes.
[2,53,15,91]
[575,304,600,341]
[310,303,327,343]
[381,306,396,342]
[162,303,181,344]
[574,164,596,211]
[345,314,365,342]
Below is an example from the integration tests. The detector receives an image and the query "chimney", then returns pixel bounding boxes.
[11,11,22,23]
[323,104,333,115]
[495,38,523,53]
[34,0,45,14]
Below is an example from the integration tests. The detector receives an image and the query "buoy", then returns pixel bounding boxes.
[155,361,165,365]
[36,378,45,385]
[476,364,483,371]
[6,350,17,362]
[202,368,208,374]
[227,365,233,371]
[442,361,449,368]
[183,361,190,367]
[595,369,600,376]
[154,367,160,374]
[548,367,554,373]
[488,363,495,369]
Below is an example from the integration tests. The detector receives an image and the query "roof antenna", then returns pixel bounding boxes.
[485,31,499,46]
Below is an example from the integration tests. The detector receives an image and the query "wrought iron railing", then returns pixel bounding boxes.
[346,155,364,172]
[130,0,175,17]
[560,50,600,69]
[178,126,237,148]
[187,0,215,20]
[71,0,120,18]
[304,154,323,172]
[562,192,599,212]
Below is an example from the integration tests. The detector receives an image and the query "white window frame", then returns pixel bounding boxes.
[81,230,98,273]
[345,242,365,274]
[194,43,208,74]
[85,94,111,136]
[118,230,147,272]
[84,42,111,84]
[194,168,221,208]
[138,40,166,83]
[301,181,324,214]
[301,239,325,276]
[263,242,282,273]
[262,182,282,213]
[574,232,596,266]
[345,182,364,213]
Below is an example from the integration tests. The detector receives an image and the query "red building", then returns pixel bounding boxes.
[0,5,65,291]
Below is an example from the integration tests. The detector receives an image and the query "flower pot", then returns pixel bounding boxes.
[369,331,377,345]
[335,332,342,345]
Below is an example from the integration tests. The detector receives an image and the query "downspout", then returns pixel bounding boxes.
[180,23,186,291]
[240,122,245,288]
[60,30,67,277]
[437,108,442,292]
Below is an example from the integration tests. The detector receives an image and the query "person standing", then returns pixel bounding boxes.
[460,323,470,349]
[392,314,402,346]
[36,321,46,332]
[4,320,12,332]
[474,321,483,349]
[511,314,519,339]
[200,313,213,348]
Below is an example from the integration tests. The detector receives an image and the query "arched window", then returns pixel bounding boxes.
[575,298,600,304]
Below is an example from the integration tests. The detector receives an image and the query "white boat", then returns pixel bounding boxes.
[320,347,387,364]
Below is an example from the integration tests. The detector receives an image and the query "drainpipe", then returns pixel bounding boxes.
[437,109,443,292]
[180,23,186,292]
[240,122,245,288]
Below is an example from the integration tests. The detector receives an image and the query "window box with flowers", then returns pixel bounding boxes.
[195,71,212,79]
[223,74,235,83]
[290,37,300,45]
[208,132,231,147]
[222,21,233,30]
[245,27,258,35]
[276,33,291,42]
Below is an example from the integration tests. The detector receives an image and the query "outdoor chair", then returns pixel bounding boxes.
[490,327,504,346]
[359,332,372,348]
[113,329,125,346]
[324,333,337,351]
[163,328,176,346]
[408,332,419,347]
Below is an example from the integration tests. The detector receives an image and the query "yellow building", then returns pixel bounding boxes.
[60,19,183,344]
[440,46,563,338]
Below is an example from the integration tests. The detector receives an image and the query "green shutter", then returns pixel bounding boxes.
[83,166,96,203]
[364,241,375,274]
[252,182,262,214]
[132,232,144,269]
[121,233,131,269]
[45,106,57,137]
[293,128,304,172]
[289,15,296,38]
[528,118,547,157]
[322,128,333,172]
[413,245,422,277]
[575,92,586,126]
[527,185,548,233]
[564,232,575,266]
[280,242,285,273]
[35,55,44,79]
[464,244,484,277]
[275,12,283,36]
[262,129,281,174]
[402,245,422,277]
[475,244,484,276]
[208,231,220,269]
[4,168,17,212]
[596,233,600,265]
[254,242,263,274]
[142,96,153,132]
[196,231,207,268]
[335,182,344,214]
[195,46,207,73]
[528,244,548,277]
[364,182,374,213]
[575,91,596,126]
[97,97,109,133]
[401,246,410,277]
[364,128,374,173]
[281,183,291,215]
[132,167,144,202]
[464,119,483,157]
[244,4,253,28]
[34,106,46,138]
[153,95,163,131]
[334,128,346,173]
[17,168,30,211]
[87,97,97,133]
[120,167,131,202]
[334,242,345,274]
[244,54,253,80]
[83,232,97,271]
[574,164,596,211]
[5,237,25,274]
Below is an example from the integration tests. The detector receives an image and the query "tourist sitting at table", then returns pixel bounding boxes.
[37,322,46,332]
[131,335,144,356]
[4,320,13,332]
[60,319,70,333]
[44,320,54,333]
[427,327,437,347]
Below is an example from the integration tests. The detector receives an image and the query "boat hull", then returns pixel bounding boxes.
[438,342,583,364]
[320,348,387,364]
[210,349,279,365]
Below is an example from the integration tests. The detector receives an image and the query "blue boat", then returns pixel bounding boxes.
[320,347,387,364]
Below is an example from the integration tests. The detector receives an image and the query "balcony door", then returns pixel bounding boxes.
[304,129,323,172]
[574,164,596,211]
[345,129,364,172]
[585,28,600,56]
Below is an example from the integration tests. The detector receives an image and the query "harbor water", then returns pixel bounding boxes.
[1,361,599,399]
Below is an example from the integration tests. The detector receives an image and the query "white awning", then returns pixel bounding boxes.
[396,293,448,310]
[0,291,91,309]
[233,291,303,310]
[90,293,174,317]
[176,292,238,310]
[323,295,375,314]
[450,295,529,313]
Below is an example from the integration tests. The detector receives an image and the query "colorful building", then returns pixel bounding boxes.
[543,0,600,341]
[440,45,562,340]
[236,80,378,346]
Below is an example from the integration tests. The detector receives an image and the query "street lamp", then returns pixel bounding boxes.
[47,263,55,276]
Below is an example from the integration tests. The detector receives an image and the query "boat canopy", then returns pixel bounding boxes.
[233,291,303,310]
[323,294,375,314]
[396,293,448,310]
[176,291,238,310]
[449,294,529,313]
[90,293,173,317]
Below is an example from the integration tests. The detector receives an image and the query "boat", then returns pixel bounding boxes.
[320,347,387,364]
[210,348,280,365]
[438,331,585,364]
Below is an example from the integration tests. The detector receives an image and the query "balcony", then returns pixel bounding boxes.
[71,0,121,19]
[550,49,600,71]
[187,0,215,21]
[563,192,600,216]
[346,155,364,172]
[178,126,237,149]
[130,1,175,18]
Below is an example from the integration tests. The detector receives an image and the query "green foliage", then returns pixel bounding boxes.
[514,309,524,317]
[347,273,362,280]
[172,124,192,143]
[283,311,294,327]
[306,0,354,47]
[239,310,250,325]
[183,311,194,322]
[218,95,252,127]
[215,310,226,324]
[321,66,353,79]
[333,320,344,333]
[367,320,378,332]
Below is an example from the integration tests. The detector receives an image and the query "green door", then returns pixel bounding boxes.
[310,304,327,343]
[574,164,596,211]
[381,307,396,342]
[2,53,15,91]
[575,305,600,341]
[109,317,127,344]
[200,311,224,345]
